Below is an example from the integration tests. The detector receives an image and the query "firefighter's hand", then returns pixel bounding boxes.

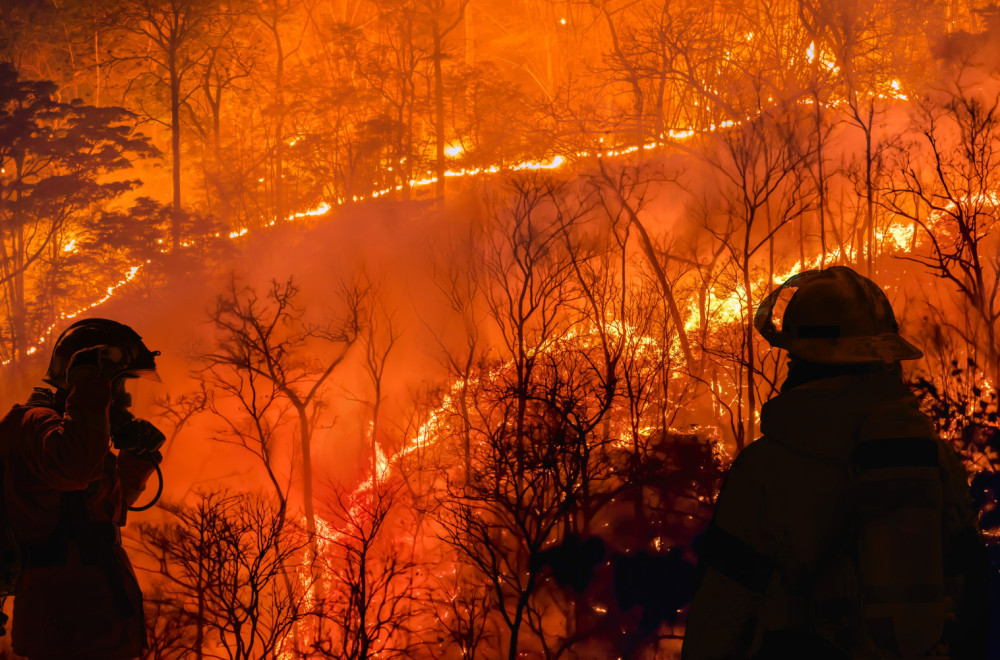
[113,417,166,461]
[66,345,127,385]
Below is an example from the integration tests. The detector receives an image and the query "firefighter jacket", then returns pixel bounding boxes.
[681,370,988,660]
[0,377,156,659]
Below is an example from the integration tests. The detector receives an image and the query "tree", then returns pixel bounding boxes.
[884,84,1000,383]
[310,481,420,659]
[424,0,469,200]
[798,0,932,275]
[433,376,583,659]
[696,103,814,449]
[101,0,229,251]
[202,276,367,554]
[133,490,309,658]
[0,63,156,361]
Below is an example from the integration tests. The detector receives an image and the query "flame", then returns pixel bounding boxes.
[0,264,145,368]
[1,70,919,375]
[444,144,464,157]
[805,41,839,73]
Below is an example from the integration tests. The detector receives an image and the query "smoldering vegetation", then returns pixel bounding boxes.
[0,0,999,657]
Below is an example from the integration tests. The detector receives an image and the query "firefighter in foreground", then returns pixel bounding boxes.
[682,266,989,660]
[0,319,166,659]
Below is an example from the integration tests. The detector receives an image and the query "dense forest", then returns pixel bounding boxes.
[0,0,998,656]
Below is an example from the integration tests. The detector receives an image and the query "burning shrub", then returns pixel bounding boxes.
[911,361,1000,540]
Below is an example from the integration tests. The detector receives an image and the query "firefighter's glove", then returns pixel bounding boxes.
[66,345,127,386]
[113,418,166,462]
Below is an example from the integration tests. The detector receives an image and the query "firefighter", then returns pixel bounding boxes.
[681,266,989,660]
[0,318,166,659]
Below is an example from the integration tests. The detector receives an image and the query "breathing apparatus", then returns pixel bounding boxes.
[110,384,165,512]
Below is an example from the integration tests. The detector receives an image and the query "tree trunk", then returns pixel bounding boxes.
[170,59,183,252]
[295,403,316,537]
[864,119,874,277]
[742,257,755,451]
[10,167,24,359]
[815,88,826,266]
[433,22,446,202]
[271,17,286,224]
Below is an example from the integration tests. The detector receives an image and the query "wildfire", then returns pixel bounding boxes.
[805,42,839,73]
[0,70,915,375]
[0,264,145,368]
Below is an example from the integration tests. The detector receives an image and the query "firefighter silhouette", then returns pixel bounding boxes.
[0,319,166,659]
[682,266,989,660]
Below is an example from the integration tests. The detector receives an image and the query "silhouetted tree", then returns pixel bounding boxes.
[0,63,156,361]
[100,0,229,251]
[885,83,1000,383]
[133,490,309,659]
[202,275,367,550]
[310,481,420,659]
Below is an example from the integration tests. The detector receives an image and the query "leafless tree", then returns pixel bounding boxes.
[697,102,814,449]
[357,285,401,483]
[428,566,494,658]
[798,0,931,274]
[478,173,582,478]
[133,490,309,659]
[99,0,230,250]
[201,274,367,545]
[309,481,420,659]
[433,386,581,660]
[884,83,1000,383]
[142,590,197,659]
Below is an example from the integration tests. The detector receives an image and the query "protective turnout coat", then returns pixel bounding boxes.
[0,377,155,659]
[681,371,988,660]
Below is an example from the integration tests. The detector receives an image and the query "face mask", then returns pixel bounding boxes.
[109,381,135,433]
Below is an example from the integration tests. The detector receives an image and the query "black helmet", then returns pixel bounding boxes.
[44,318,160,390]
[754,266,923,364]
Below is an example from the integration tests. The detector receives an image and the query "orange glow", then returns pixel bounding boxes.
[2,3,996,657]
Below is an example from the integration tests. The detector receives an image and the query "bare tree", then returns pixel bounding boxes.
[133,490,309,659]
[479,173,581,480]
[310,481,420,659]
[425,0,470,200]
[798,0,931,274]
[429,566,494,658]
[434,386,582,660]
[201,275,367,550]
[697,103,814,449]
[884,84,1000,383]
[100,0,228,251]
[358,286,400,483]
[143,589,196,659]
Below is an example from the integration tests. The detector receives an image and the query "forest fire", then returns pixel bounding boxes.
[0,0,999,657]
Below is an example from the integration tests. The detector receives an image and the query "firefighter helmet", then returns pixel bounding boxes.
[43,318,160,390]
[754,266,922,364]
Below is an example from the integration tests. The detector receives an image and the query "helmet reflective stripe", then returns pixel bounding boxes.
[755,266,922,364]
